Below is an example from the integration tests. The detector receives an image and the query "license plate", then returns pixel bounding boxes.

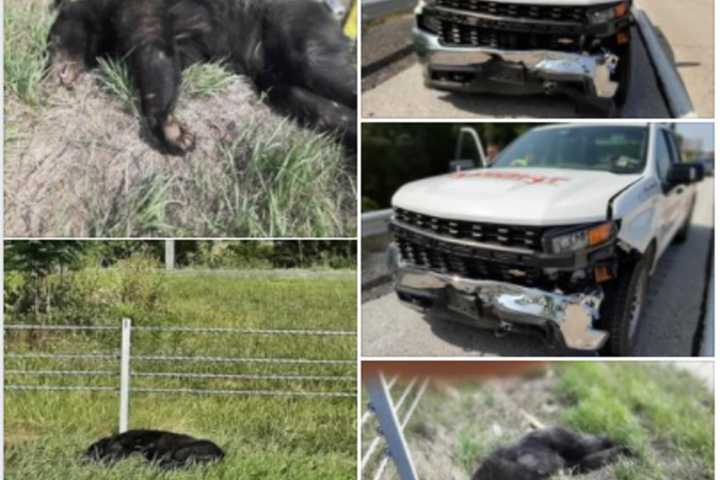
[488,65,525,84]
[446,288,480,318]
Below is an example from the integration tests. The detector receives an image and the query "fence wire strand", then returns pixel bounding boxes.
[361,377,418,471]
[6,369,117,377]
[131,371,355,382]
[361,375,398,427]
[4,324,355,336]
[6,384,117,392]
[132,355,354,365]
[6,352,119,360]
[132,387,355,398]
[5,325,119,331]
[5,322,356,400]
[372,379,430,480]
[133,326,356,336]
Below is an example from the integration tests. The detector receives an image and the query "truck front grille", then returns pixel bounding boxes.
[395,229,544,287]
[394,208,546,251]
[439,21,581,49]
[433,0,589,23]
[419,10,583,50]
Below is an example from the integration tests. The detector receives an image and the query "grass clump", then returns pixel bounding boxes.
[183,119,355,237]
[5,0,52,106]
[97,57,137,113]
[556,363,713,479]
[181,62,236,98]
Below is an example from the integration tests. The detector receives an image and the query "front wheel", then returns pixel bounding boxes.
[600,252,651,355]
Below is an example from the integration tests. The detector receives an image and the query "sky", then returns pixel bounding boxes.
[676,123,714,152]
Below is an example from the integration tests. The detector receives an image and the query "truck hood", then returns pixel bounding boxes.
[391,167,643,226]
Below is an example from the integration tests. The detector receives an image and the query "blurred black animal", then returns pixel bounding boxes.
[48,0,356,154]
[84,429,224,469]
[472,427,633,480]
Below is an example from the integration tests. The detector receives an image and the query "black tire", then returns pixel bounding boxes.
[600,251,651,356]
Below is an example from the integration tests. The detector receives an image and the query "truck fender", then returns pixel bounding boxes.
[610,177,662,256]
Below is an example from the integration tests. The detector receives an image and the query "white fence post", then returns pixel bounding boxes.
[366,372,419,480]
[119,318,132,433]
[165,240,175,270]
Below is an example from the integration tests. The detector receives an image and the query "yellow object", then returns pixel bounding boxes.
[344,0,357,39]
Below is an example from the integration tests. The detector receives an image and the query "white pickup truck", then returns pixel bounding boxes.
[386,124,704,355]
[413,0,634,112]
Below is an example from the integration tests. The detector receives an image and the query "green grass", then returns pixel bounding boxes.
[97,57,137,113]
[5,270,357,480]
[181,62,236,98]
[556,363,714,479]
[190,121,356,237]
[4,0,51,106]
[97,59,236,113]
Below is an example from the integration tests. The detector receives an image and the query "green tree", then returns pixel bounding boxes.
[5,241,85,316]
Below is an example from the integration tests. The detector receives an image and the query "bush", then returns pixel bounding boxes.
[109,254,167,312]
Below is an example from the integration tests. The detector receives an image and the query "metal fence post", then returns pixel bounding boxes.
[366,372,419,480]
[165,240,175,270]
[119,318,132,433]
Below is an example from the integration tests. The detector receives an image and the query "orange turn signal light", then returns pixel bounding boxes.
[588,223,614,247]
[617,31,630,45]
[594,266,614,284]
[614,2,628,17]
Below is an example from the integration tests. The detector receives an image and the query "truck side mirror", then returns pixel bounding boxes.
[451,127,487,171]
[668,162,705,186]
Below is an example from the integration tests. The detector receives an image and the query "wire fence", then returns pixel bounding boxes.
[5,319,357,432]
[362,373,429,480]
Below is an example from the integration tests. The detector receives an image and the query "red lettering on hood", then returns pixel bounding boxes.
[452,171,570,185]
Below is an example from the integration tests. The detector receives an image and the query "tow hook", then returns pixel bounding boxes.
[543,81,558,95]
[495,321,513,338]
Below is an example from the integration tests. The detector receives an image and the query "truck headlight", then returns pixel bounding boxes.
[546,222,616,254]
[588,2,629,24]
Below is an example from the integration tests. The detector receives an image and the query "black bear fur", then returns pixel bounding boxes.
[472,427,633,480]
[48,0,356,154]
[84,429,225,469]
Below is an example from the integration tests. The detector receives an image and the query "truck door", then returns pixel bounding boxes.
[655,129,687,251]
[666,131,695,233]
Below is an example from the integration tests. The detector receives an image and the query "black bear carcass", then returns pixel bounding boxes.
[84,429,224,469]
[472,427,633,480]
[48,0,356,154]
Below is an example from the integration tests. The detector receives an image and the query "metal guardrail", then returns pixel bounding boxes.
[362,373,430,480]
[362,0,416,22]
[633,6,695,118]
[5,320,357,433]
[362,209,393,238]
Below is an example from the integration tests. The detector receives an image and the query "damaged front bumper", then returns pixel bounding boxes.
[387,243,608,351]
[413,28,619,100]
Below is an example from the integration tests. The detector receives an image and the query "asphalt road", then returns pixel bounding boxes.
[361,178,714,357]
[361,3,710,118]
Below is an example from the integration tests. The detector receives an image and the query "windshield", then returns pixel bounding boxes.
[493,126,648,174]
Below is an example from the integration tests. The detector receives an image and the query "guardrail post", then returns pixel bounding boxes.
[119,318,132,433]
[366,372,419,480]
